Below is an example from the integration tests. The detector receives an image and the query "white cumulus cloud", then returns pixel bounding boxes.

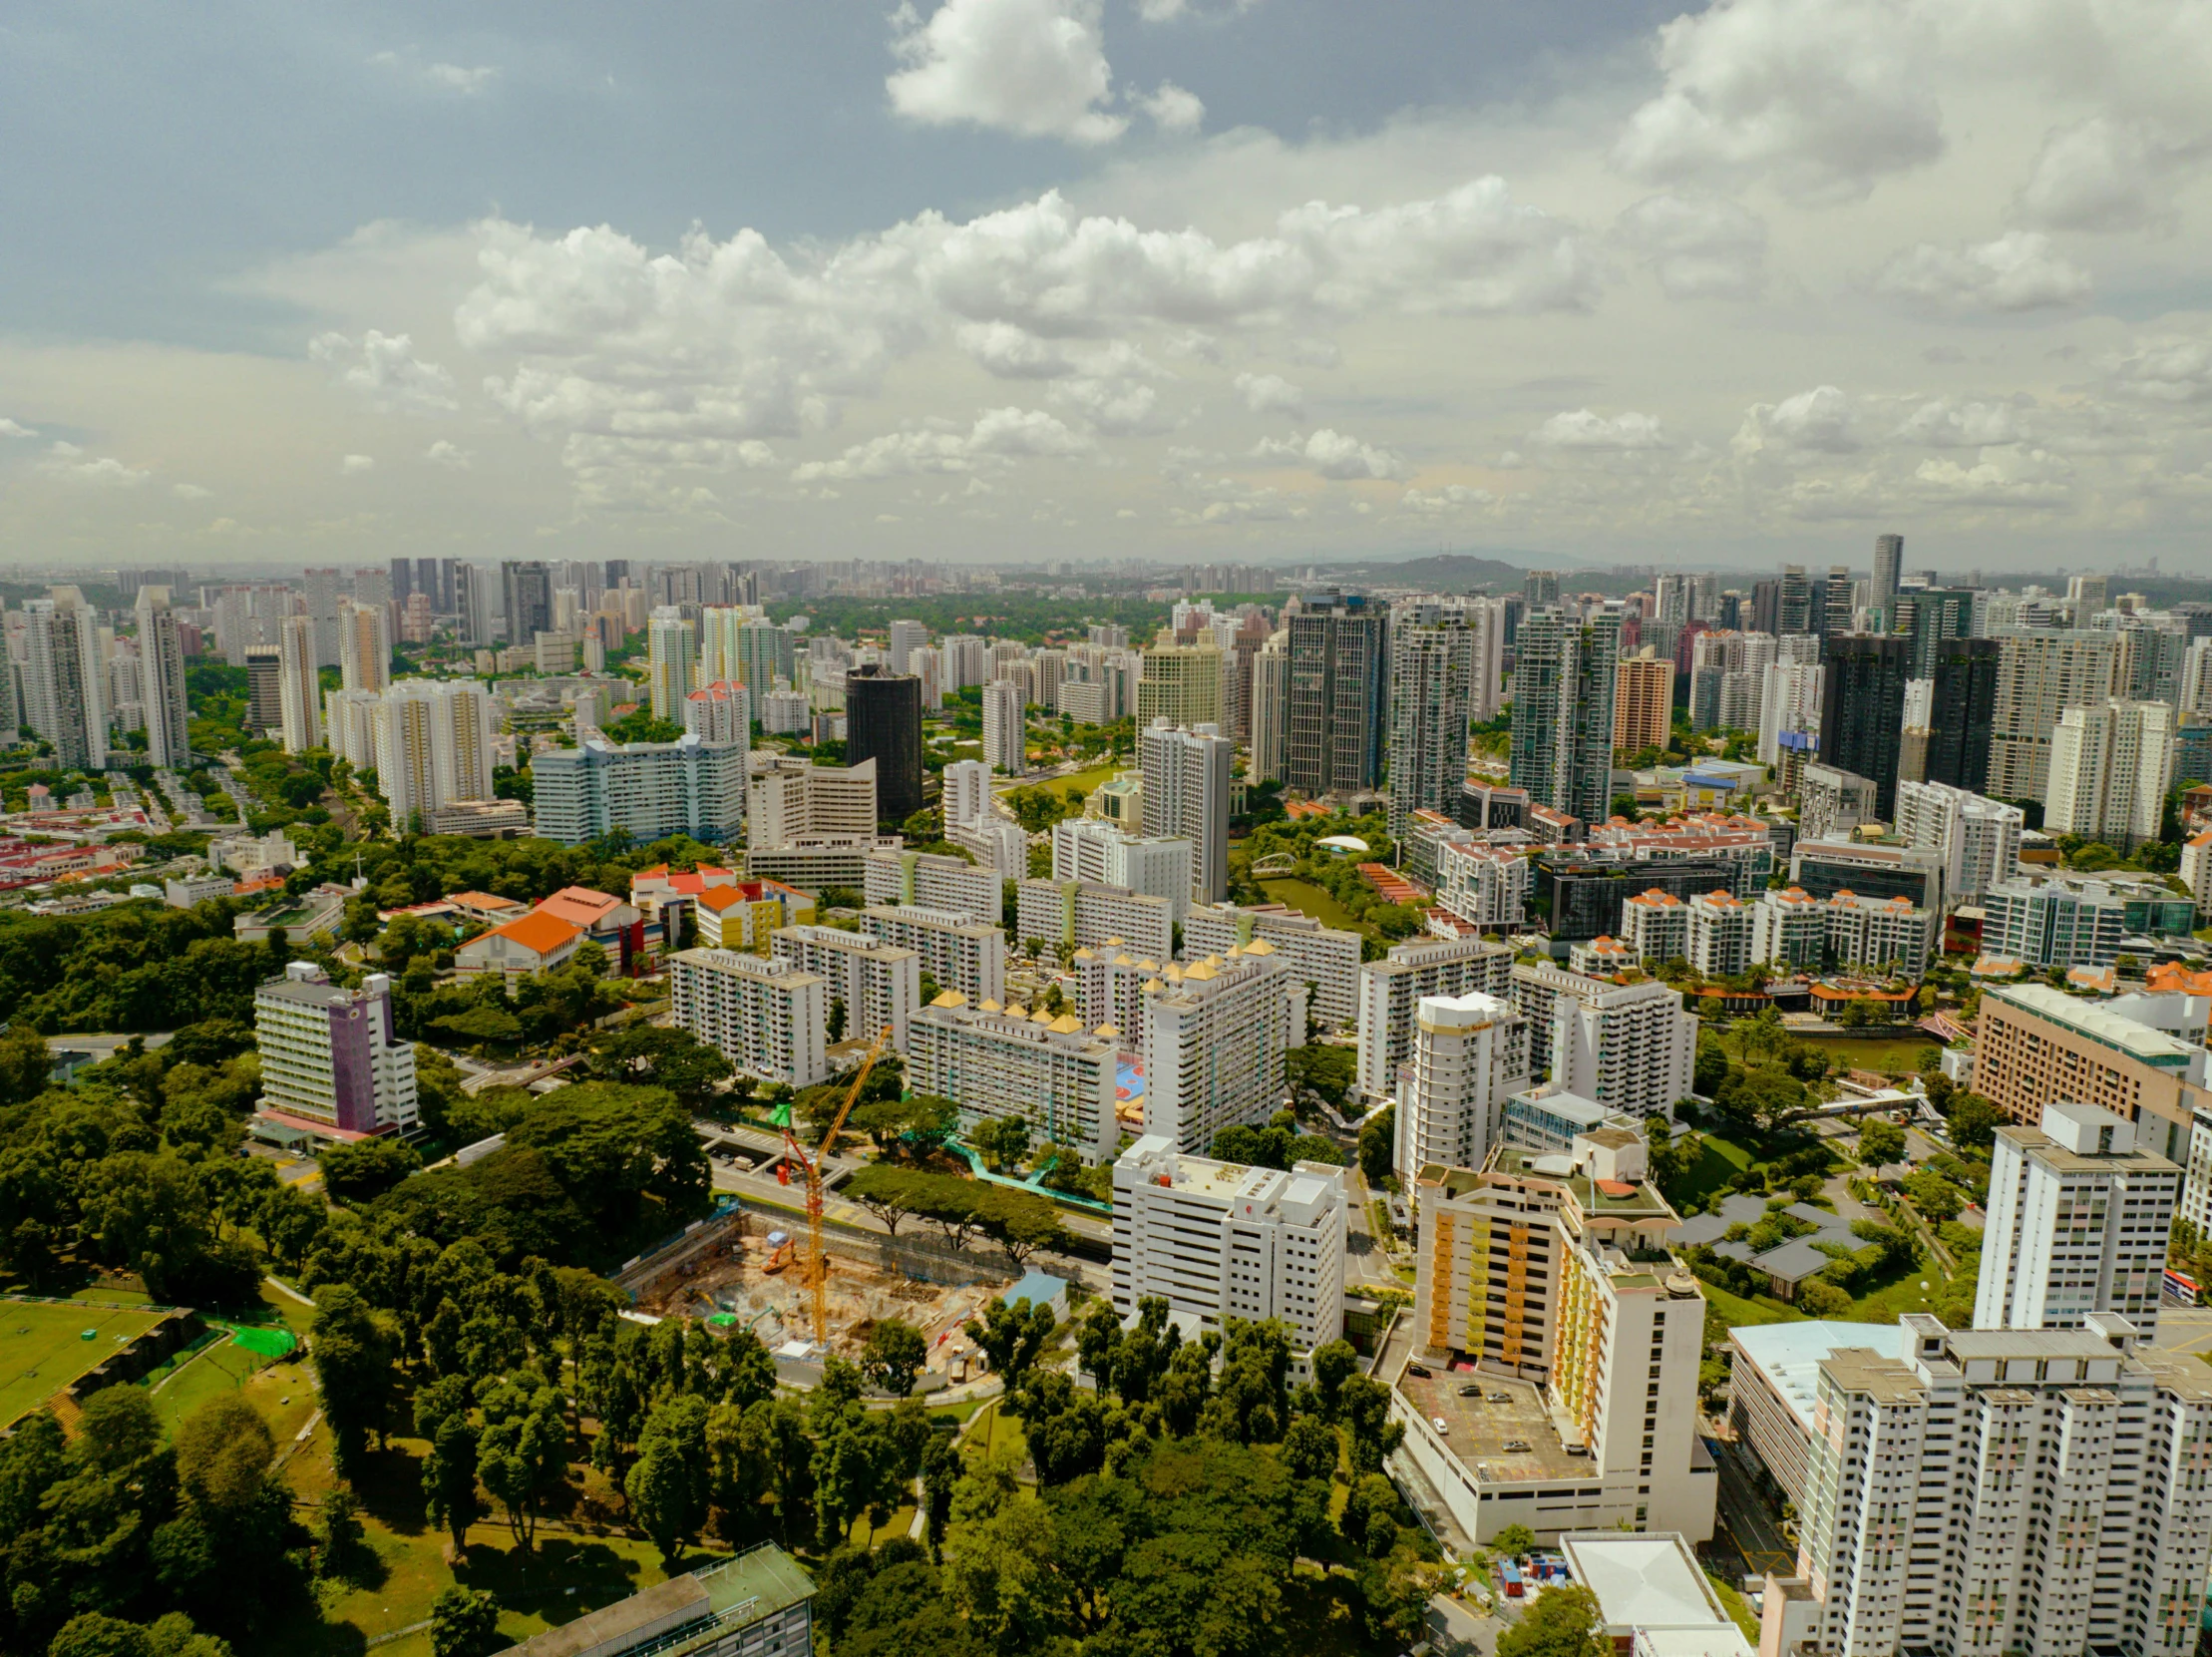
[426,439,475,469]
[1613,0,1944,200]
[1532,409,1669,449]
[340,453,377,474]
[887,0,1126,144]
[1136,82,1205,134]
[310,330,462,414]
[1233,372,1304,417]
[1894,398,2030,447]
[791,406,1092,481]
[172,482,211,499]
[1254,427,1408,480]
[2013,118,2195,233]
[1733,385,1863,456]
[39,442,150,486]
[0,419,36,439]
[1872,231,2091,313]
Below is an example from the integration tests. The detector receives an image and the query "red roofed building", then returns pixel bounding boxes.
[536,885,646,975]
[455,910,583,981]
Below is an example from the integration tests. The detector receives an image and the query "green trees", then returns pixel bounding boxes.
[428,1587,500,1657]
[1945,1091,2002,1153]
[319,1136,422,1205]
[1209,1114,1343,1171]
[1285,1042,1355,1108]
[1497,1582,1608,1657]
[861,1319,928,1397]
[477,1370,568,1553]
[1357,1104,1395,1187]
[1858,1118,1906,1167]
[625,1397,713,1568]
[966,1296,1059,1389]
[311,1285,398,1473]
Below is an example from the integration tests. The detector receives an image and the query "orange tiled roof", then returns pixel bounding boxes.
[483,911,580,956]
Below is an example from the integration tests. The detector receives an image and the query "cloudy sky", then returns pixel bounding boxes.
[6,0,2212,575]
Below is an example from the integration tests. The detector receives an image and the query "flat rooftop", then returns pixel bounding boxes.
[1488,1145,1677,1222]
[1731,1320,1909,1434]
[1396,1366,1590,1481]
[1989,982,2200,1069]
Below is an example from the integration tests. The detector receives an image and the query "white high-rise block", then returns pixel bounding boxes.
[941,759,991,828]
[1139,720,1231,905]
[981,678,1025,776]
[1894,780,2025,902]
[277,613,322,753]
[1396,992,1529,1176]
[2046,698,2175,852]
[1111,1135,1345,1355]
[1975,1100,2180,1341]
[669,948,828,1087]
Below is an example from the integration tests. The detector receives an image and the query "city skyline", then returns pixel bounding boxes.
[5,2,2212,571]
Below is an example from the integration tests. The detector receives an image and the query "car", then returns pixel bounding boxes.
[1431,1417,1450,1435]
[1503,1440,1534,1452]
[1488,1392,1512,1403]
[1458,1384,1485,1397]
[1407,1362,1431,1379]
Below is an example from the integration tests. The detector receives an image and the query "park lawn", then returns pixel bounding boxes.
[1674,1132,1757,1207]
[964,1398,1032,1469]
[1846,1267,1954,1324]
[1797,1035,1940,1077]
[1699,1282,1804,1330]
[1257,878,1367,933]
[147,1336,268,1428]
[1003,764,1119,806]
[0,1299,168,1427]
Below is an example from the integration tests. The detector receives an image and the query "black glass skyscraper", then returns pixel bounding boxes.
[1818,635,1914,818]
[845,666,923,825]
[1921,636,2000,795]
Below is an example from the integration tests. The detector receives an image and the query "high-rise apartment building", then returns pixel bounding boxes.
[337,600,389,696]
[21,595,107,771]
[1112,1135,1346,1356]
[1104,948,1303,1151]
[1355,933,1517,1098]
[746,756,879,847]
[1386,607,1476,836]
[1139,721,1231,905]
[646,609,695,720]
[372,679,499,830]
[501,561,552,644]
[1893,781,2023,901]
[1973,983,2199,1160]
[1286,592,1388,796]
[1796,1312,2212,1657]
[1613,651,1673,757]
[1048,819,1192,923]
[980,678,1024,777]
[681,680,749,745]
[886,619,929,675]
[862,847,1002,924]
[1396,991,1530,1177]
[1990,630,2121,802]
[276,614,321,753]
[1016,879,1175,965]
[1509,611,1621,826]
[1907,634,2000,793]
[455,564,494,646]
[1181,902,1362,1027]
[1510,962,1695,1121]
[243,646,283,734]
[533,734,748,845]
[134,587,189,772]
[908,992,1119,1158]
[1756,659,1823,768]
[1975,1100,2179,1342]
[1685,890,1753,976]
[2045,697,2175,852]
[1871,533,1902,613]
[1816,634,1913,818]
[254,963,418,1137]
[302,568,344,667]
[668,948,828,1088]
[861,906,1005,1007]
[1135,638,1223,730]
[1249,630,1290,783]
[770,924,919,1054]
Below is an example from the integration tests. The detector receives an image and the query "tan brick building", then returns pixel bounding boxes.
[1614,650,1674,758]
[1973,982,2200,1163]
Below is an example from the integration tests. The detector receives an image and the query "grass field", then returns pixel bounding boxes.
[1699,1282,1804,1330]
[1674,1131,1757,1206]
[1257,878,1367,933]
[0,1300,168,1426]
[1798,1035,1940,1076]
[1001,763,1120,806]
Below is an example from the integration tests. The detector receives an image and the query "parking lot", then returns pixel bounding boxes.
[1397,1365,1587,1480]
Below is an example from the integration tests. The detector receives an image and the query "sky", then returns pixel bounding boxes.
[5,0,2212,576]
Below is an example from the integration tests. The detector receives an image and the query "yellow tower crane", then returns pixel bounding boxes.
[777,1025,893,1346]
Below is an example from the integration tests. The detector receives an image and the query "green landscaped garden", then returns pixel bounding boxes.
[0,1299,169,1427]
[1670,1130,1757,1207]
[1002,761,1121,803]
[1796,1035,1941,1076]
[1256,877,1367,933]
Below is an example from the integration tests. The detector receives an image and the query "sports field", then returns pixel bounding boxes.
[0,1300,168,1426]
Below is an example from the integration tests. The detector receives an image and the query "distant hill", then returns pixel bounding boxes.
[1305,552,1531,591]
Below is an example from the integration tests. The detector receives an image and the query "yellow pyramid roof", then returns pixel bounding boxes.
[1048,1015,1084,1034]
[1244,937,1276,956]
[930,990,967,1009]
[1030,1006,1055,1024]
[978,998,1003,1014]
[1094,1022,1121,1038]
[1072,947,1095,960]
[1184,960,1217,982]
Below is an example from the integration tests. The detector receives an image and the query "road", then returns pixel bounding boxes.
[1708,1433,1797,1580]
[1343,1164,1410,1293]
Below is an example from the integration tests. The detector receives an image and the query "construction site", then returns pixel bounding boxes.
[627,1208,1012,1382]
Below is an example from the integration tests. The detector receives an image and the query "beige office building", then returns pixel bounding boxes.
[1614,651,1674,757]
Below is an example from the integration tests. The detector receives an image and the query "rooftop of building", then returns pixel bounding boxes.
[257,963,383,1008]
[510,1545,816,1657]
[480,911,584,955]
[1558,1533,1740,1640]
[1987,981,2201,1068]
[1484,1144,1679,1225]
[1731,1321,1911,1432]
[1396,1365,1590,1480]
